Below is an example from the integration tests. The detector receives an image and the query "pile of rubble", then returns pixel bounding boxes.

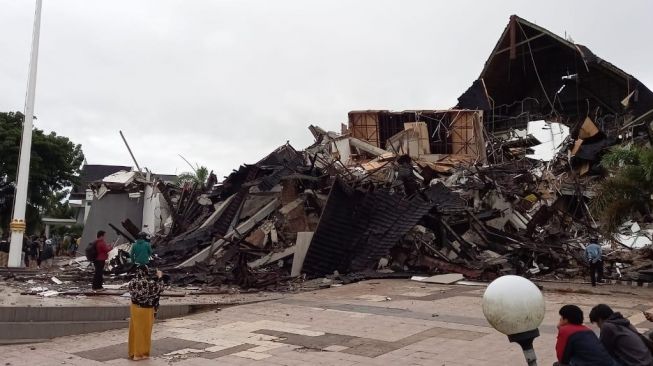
[114,116,646,289]
[12,14,653,292]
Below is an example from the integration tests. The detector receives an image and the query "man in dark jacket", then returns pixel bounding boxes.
[590,304,653,366]
[92,230,111,290]
[555,305,617,366]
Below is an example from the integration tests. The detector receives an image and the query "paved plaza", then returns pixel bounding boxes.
[2,279,652,365]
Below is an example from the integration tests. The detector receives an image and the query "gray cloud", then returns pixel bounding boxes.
[2,0,651,178]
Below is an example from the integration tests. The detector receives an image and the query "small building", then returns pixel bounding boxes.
[70,164,132,226]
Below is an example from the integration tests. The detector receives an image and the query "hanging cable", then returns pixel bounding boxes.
[517,22,559,118]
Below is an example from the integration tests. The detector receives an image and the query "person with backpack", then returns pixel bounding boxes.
[130,232,152,266]
[590,304,653,366]
[89,230,111,290]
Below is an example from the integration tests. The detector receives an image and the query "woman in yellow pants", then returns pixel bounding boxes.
[128,265,164,361]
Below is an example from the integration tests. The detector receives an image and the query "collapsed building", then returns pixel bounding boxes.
[52,15,653,290]
[75,167,178,245]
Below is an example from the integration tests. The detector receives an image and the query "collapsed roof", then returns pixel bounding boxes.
[458,15,653,139]
[70,164,132,200]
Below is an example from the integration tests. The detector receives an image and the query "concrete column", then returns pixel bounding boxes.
[83,189,93,223]
[142,172,155,235]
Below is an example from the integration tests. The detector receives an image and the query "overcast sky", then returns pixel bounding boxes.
[1,0,651,178]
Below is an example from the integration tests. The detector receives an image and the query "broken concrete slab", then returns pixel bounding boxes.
[248,246,296,269]
[177,198,281,268]
[291,232,313,277]
[411,273,465,284]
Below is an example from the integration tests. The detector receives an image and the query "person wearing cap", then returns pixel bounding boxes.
[585,237,604,287]
[130,232,152,266]
[128,265,165,361]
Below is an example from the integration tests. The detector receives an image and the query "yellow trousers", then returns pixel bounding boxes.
[128,303,155,359]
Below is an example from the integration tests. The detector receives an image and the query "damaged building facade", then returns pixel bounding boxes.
[62,15,653,289]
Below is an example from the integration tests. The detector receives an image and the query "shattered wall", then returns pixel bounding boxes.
[81,193,144,245]
[348,110,486,162]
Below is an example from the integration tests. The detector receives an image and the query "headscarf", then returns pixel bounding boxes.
[128,264,164,307]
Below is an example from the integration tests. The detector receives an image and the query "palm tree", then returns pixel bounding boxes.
[591,145,653,233]
[176,155,210,188]
[177,166,209,188]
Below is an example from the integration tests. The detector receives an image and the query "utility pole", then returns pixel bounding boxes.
[8,0,43,267]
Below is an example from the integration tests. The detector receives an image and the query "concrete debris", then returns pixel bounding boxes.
[412,273,465,284]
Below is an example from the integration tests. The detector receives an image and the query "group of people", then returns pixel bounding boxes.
[22,235,55,269]
[87,229,160,360]
[4,233,82,269]
[90,230,152,290]
[555,304,653,366]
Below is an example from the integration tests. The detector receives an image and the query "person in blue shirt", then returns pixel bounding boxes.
[585,237,603,287]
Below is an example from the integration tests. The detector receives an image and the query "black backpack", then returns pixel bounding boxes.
[85,241,97,261]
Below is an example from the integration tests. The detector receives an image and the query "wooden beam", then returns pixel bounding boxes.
[509,16,517,60]
[494,33,547,56]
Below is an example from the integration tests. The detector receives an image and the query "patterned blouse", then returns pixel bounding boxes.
[128,271,165,307]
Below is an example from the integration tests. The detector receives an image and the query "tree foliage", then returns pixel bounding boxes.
[0,111,85,233]
[176,166,209,188]
[590,145,653,233]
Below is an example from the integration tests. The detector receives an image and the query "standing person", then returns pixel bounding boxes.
[130,232,152,266]
[52,235,59,257]
[61,234,70,257]
[92,231,111,290]
[70,235,80,257]
[22,235,30,267]
[70,236,82,257]
[41,239,55,269]
[590,304,653,366]
[554,304,616,366]
[128,265,165,361]
[36,236,45,268]
[585,237,604,286]
[28,236,40,269]
[0,234,9,267]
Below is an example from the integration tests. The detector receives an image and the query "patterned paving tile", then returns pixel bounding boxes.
[74,337,214,362]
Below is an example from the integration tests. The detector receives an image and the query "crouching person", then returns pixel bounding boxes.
[590,304,653,366]
[128,265,165,361]
[554,305,617,366]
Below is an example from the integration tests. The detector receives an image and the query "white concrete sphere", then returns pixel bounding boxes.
[482,275,545,335]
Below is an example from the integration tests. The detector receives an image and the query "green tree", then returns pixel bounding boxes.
[0,111,85,233]
[175,154,210,188]
[43,189,75,219]
[591,145,653,233]
[176,166,209,188]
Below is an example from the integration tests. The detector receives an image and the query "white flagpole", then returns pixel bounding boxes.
[8,0,43,267]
